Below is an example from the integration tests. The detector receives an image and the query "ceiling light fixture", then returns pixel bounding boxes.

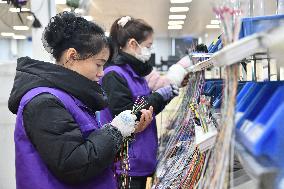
[9,7,30,12]
[206,24,220,29]
[21,8,30,11]
[170,7,189,12]
[169,15,186,19]
[13,26,29,30]
[168,20,184,25]
[170,0,192,3]
[210,20,221,25]
[9,8,20,12]
[13,35,27,40]
[27,15,34,20]
[168,25,183,30]
[1,32,15,37]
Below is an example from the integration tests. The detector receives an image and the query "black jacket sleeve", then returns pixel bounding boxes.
[23,93,123,185]
[102,71,167,117]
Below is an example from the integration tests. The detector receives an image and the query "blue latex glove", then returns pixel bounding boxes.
[156,84,179,102]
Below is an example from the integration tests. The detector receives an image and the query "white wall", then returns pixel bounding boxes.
[17,39,33,58]
[0,39,12,61]
[0,62,17,189]
[0,36,172,66]
[31,0,56,62]
[0,39,32,63]
[153,37,172,65]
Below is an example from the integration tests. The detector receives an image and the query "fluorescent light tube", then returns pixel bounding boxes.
[9,7,30,12]
[168,20,185,25]
[168,25,183,29]
[169,15,186,19]
[210,20,221,25]
[206,25,220,29]
[170,7,189,12]
[1,32,14,37]
[13,26,29,30]
[13,35,27,39]
[170,0,192,3]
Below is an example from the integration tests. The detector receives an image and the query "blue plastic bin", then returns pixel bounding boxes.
[237,85,284,167]
[237,83,281,129]
[239,15,284,38]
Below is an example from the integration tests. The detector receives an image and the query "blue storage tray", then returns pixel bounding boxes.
[236,82,254,103]
[239,15,284,38]
[237,83,281,129]
[237,85,284,167]
[236,83,264,113]
[213,83,246,109]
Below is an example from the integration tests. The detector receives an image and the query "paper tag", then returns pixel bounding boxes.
[195,125,217,152]
[240,120,254,133]
[246,124,264,143]
[235,112,244,123]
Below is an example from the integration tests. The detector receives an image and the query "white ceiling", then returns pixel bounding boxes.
[83,0,216,38]
[0,0,278,40]
[0,2,32,36]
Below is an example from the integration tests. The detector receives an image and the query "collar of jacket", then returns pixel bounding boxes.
[112,51,153,77]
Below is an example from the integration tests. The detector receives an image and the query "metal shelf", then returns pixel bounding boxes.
[186,26,284,73]
[186,58,214,72]
[235,142,279,189]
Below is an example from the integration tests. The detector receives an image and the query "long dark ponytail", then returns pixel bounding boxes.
[109,16,153,58]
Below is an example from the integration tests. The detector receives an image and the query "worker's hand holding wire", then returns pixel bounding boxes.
[134,106,154,133]
[181,73,190,87]
[171,84,179,96]
[111,110,137,138]
[156,84,179,102]
[166,55,192,87]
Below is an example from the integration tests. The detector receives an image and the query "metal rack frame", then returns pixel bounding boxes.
[186,26,284,73]
[235,142,279,189]
[185,25,284,188]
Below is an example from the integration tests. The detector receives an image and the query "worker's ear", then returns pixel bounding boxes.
[127,38,140,52]
[66,48,79,61]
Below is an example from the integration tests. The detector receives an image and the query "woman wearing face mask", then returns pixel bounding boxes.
[8,12,153,189]
[100,16,179,188]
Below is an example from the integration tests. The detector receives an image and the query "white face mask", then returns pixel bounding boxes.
[135,42,152,63]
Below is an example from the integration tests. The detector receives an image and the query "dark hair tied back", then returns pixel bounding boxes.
[110,16,153,56]
[42,11,113,61]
